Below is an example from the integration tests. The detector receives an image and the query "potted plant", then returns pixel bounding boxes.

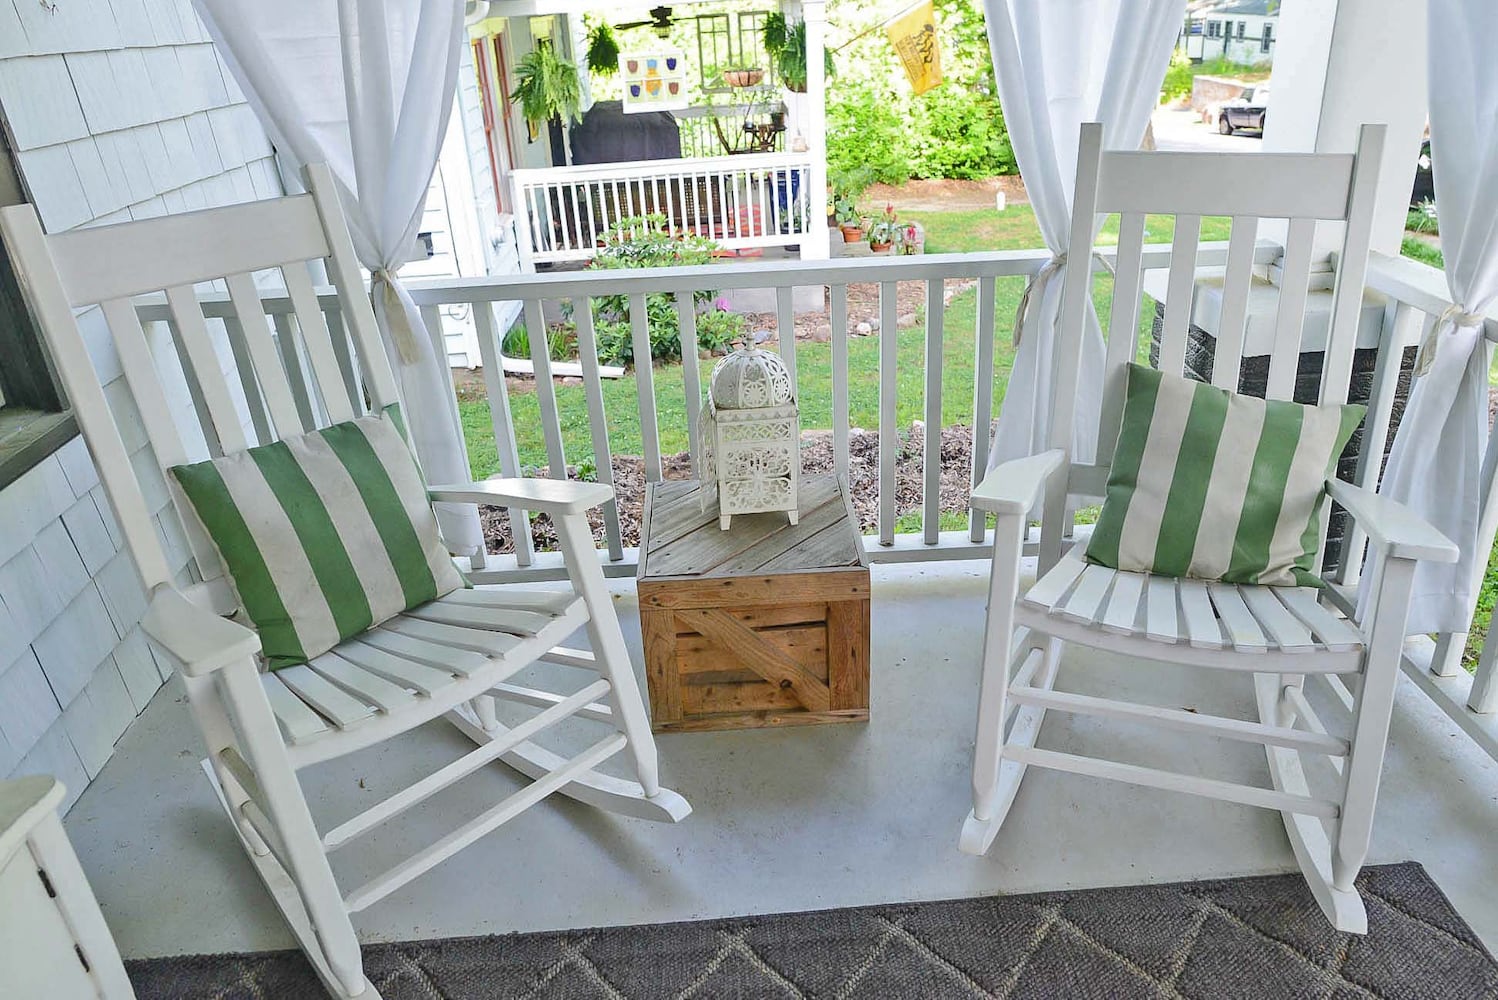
[511,44,582,133]
[764,14,835,93]
[834,195,865,243]
[723,67,765,87]
[586,23,620,77]
[868,203,899,252]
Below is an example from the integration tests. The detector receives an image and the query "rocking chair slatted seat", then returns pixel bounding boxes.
[0,164,689,1000]
[962,123,1458,934]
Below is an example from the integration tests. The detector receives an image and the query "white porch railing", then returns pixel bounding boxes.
[136,243,1498,762]
[508,152,815,267]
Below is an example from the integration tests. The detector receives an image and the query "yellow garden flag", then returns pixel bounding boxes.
[887,1,942,95]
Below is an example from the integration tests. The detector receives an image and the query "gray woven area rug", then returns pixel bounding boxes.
[127,863,1496,999]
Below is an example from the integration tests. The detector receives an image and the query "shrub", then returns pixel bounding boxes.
[1161,52,1194,103]
[586,216,737,366]
[827,85,914,185]
[907,85,1015,179]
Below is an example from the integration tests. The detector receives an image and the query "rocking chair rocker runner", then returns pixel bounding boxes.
[962,123,1458,933]
[0,164,689,1000]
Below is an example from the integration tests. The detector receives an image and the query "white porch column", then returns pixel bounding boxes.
[801,0,831,260]
[1262,0,1428,255]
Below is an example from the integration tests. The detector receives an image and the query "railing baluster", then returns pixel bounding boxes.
[272,311,317,429]
[473,301,535,567]
[583,181,599,251]
[569,184,586,253]
[677,292,704,476]
[1337,300,1418,587]
[572,298,624,561]
[322,305,365,415]
[923,278,943,545]
[830,283,850,481]
[776,285,796,386]
[221,314,271,445]
[631,292,663,482]
[879,280,898,546]
[523,298,567,480]
[969,276,997,542]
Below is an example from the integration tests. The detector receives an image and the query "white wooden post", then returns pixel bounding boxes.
[801,0,831,261]
[1261,0,1427,255]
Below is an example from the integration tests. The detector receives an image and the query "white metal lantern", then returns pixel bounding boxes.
[700,347,800,529]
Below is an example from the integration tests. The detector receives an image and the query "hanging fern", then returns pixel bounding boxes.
[586,23,620,76]
[510,46,582,128]
[773,20,836,93]
[763,11,789,57]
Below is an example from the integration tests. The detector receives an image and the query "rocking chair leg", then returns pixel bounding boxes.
[1332,557,1416,892]
[555,513,660,798]
[217,659,369,998]
[962,514,1029,855]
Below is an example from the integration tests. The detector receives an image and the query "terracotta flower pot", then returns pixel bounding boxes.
[840,225,865,243]
[724,69,764,87]
[870,241,892,253]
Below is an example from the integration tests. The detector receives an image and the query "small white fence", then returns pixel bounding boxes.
[508,152,815,266]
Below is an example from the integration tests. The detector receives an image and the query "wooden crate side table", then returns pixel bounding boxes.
[637,474,871,733]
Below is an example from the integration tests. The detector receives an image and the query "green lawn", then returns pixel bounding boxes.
[459,203,1232,477]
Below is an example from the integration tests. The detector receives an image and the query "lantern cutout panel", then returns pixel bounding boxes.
[700,347,800,530]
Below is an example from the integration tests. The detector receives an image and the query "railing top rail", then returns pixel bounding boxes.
[1364,249,1498,342]
[510,150,812,183]
[402,241,1277,306]
[131,241,1284,320]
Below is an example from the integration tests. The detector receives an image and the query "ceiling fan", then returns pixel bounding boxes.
[614,6,677,37]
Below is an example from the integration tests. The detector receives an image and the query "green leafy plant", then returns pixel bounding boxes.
[1406,199,1439,235]
[586,23,620,76]
[766,18,834,93]
[510,45,582,129]
[585,216,730,366]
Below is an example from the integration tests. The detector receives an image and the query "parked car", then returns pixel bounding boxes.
[1219,87,1269,136]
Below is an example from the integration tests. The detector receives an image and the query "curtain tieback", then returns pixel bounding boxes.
[372,267,424,365]
[1011,251,1114,347]
[1414,303,1487,377]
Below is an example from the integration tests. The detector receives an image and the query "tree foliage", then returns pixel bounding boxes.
[825,0,1015,182]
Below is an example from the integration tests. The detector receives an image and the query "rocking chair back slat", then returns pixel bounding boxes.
[1095,150,1358,220]
[1096,213,1148,471]
[225,271,306,438]
[1210,216,1260,390]
[1158,213,1203,374]
[283,261,358,423]
[165,284,250,456]
[1268,217,1318,399]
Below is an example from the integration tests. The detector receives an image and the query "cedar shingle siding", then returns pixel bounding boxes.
[0,0,281,808]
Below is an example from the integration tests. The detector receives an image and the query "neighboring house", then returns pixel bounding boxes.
[1181,0,1278,65]
[0,0,283,809]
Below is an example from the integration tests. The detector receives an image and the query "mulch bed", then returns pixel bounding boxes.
[477,423,986,555]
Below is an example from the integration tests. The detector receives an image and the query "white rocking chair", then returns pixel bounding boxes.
[0,165,689,999]
[962,123,1458,932]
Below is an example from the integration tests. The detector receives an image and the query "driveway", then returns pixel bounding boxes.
[1151,105,1264,153]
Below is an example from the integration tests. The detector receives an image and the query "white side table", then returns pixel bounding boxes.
[0,777,134,1000]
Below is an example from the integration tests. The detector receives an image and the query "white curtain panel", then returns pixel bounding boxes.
[195,0,483,556]
[1369,0,1498,634]
[982,0,1185,472]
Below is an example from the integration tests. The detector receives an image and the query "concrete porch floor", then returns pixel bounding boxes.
[64,561,1498,961]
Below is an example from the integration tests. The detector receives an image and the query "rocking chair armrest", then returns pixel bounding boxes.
[971,449,1068,516]
[428,479,615,516]
[142,585,260,678]
[1326,479,1459,564]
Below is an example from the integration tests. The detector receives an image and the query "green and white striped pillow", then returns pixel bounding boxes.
[1086,364,1365,587]
[171,405,464,670]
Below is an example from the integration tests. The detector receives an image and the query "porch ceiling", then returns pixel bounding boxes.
[63,561,1498,960]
